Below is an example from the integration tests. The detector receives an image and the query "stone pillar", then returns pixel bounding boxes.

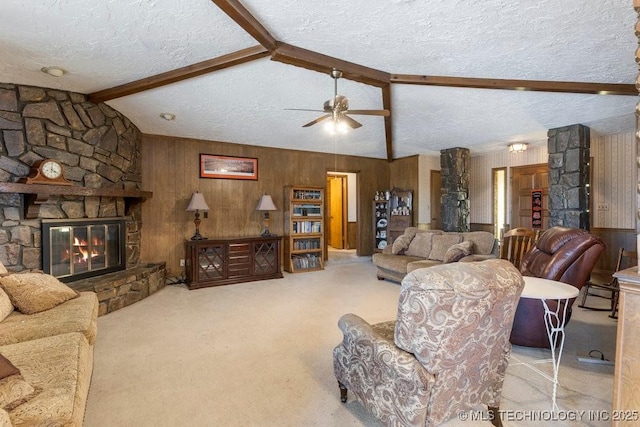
[548,124,590,229]
[440,147,470,232]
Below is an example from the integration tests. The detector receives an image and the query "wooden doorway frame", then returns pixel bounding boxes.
[326,174,348,249]
[326,169,360,258]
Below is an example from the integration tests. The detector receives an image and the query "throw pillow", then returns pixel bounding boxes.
[0,354,40,412]
[0,273,78,315]
[405,232,435,258]
[391,228,419,255]
[0,288,12,323]
[0,355,19,380]
[428,234,463,261]
[443,240,474,263]
[0,408,10,426]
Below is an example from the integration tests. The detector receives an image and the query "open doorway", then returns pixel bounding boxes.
[326,171,358,263]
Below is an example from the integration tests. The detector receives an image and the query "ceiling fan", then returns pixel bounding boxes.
[288,68,390,130]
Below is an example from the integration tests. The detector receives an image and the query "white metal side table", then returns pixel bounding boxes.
[518,276,580,411]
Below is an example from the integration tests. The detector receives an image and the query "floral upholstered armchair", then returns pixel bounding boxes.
[333,259,524,427]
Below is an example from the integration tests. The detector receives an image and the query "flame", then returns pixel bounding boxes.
[76,247,101,262]
[73,237,87,246]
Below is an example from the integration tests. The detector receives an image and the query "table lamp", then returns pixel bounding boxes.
[256,195,277,236]
[186,192,209,240]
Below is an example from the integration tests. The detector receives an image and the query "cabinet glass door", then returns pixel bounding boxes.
[254,242,277,275]
[197,245,224,280]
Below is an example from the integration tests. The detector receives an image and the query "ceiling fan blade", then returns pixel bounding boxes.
[302,114,331,127]
[346,109,390,117]
[286,108,325,112]
[341,114,362,129]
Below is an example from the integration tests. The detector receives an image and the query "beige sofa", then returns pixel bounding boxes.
[372,228,498,282]
[0,271,98,427]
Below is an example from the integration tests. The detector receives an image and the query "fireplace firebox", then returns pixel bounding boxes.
[42,218,127,282]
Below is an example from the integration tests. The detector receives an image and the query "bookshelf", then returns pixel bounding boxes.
[284,185,324,273]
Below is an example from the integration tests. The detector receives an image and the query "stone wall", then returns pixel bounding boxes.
[548,124,590,229]
[0,83,143,271]
[440,147,470,232]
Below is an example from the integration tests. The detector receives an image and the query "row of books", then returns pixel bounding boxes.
[293,239,321,250]
[293,190,321,200]
[293,205,322,216]
[292,221,321,234]
[292,254,321,270]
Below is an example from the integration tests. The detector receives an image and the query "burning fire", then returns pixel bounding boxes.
[73,237,103,262]
[73,237,87,246]
[77,247,101,262]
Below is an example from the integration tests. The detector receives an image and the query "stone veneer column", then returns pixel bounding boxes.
[547,124,591,229]
[440,147,470,232]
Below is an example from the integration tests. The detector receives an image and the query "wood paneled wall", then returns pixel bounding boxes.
[140,134,389,276]
[389,155,419,226]
[591,227,637,274]
[468,144,549,224]
[417,155,441,226]
[591,132,636,229]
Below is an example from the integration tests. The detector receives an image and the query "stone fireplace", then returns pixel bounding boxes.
[0,83,166,315]
[42,217,126,282]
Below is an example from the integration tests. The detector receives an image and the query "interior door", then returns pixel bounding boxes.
[430,170,442,230]
[327,175,346,249]
[510,164,549,230]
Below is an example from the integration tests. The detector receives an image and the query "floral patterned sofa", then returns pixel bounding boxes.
[372,227,498,282]
[0,265,98,426]
[333,259,523,426]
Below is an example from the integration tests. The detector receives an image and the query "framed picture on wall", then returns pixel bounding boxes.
[199,154,258,180]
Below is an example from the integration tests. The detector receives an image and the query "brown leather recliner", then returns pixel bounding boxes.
[509,226,605,348]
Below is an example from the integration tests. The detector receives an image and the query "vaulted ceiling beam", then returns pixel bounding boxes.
[272,42,390,88]
[210,0,277,50]
[381,85,394,162]
[88,45,269,103]
[391,74,636,96]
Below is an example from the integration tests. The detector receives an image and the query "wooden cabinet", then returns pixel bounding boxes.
[185,236,282,289]
[283,186,324,273]
[612,266,640,425]
[373,188,413,252]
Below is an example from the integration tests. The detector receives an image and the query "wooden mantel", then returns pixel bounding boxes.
[0,182,153,219]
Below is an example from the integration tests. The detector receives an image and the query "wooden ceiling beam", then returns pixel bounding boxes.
[210,0,277,50]
[391,74,636,96]
[88,46,269,103]
[272,42,390,87]
[381,85,394,162]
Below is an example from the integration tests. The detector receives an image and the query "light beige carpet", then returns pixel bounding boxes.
[84,260,616,427]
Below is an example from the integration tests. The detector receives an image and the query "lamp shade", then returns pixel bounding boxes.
[186,192,209,211]
[256,195,277,211]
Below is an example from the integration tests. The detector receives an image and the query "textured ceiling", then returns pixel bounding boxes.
[0,0,637,159]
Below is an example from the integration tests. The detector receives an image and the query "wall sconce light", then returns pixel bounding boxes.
[508,142,529,153]
[256,195,277,236]
[186,192,209,240]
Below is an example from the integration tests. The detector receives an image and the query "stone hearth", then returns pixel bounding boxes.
[69,262,166,316]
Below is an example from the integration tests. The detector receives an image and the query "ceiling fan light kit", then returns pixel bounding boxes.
[289,68,390,131]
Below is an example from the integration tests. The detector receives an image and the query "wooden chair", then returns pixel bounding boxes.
[579,248,637,319]
[499,227,536,270]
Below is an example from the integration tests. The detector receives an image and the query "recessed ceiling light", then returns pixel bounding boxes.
[40,66,67,77]
[160,113,176,121]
